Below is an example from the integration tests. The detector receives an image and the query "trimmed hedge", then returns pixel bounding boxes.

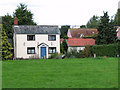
[91,43,119,57]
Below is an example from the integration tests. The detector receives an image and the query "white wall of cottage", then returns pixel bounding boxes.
[14,34,60,59]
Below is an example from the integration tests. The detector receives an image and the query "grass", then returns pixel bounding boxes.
[2,57,118,88]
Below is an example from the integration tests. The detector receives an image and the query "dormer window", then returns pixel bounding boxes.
[27,35,35,41]
[48,35,56,41]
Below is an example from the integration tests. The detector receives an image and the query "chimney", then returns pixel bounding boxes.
[14,16,18,25]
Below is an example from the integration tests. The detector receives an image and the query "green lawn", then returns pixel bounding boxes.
[2,58,118,88]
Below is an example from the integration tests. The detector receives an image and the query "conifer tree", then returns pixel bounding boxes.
[1,26,12,60]
[96,12,117,45]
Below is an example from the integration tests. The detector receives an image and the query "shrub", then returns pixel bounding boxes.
[83,45,92,57]
[66,49,85,58]
[48,53,62,59]
[91,43,118,57]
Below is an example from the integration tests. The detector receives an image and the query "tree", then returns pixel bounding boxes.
[60,25,70,38]
[96,12,117,45]
[13,3,36,25]
[86,15,100,28]
[62,40,68,53]
[80,25,86,28]
[118,9,120,26]
[1,26,13,60]
[2,14,13,39]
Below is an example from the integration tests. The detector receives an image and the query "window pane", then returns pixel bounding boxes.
[49,36,51,40]
[28,49,31,53]
[27,35,35,40]
[32,49,34,53]
[49,48,52,53]
[27,47,35,54]
[53,36,55,40]
[48,35,56,41]
[53,48,55,53]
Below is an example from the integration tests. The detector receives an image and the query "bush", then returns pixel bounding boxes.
[66,49,85,58]
[48,53,62,59]
[83,45,92,57]
[91,43,118,57]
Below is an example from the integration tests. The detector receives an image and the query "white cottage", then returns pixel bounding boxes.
[13,18,60,59]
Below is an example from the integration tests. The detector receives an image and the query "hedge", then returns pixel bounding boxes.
[91,43,119,57]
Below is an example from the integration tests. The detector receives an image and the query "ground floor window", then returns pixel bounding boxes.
[27,47,35,54]
[49,47,56,54]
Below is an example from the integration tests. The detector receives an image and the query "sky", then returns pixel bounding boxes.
[0,0,120,26]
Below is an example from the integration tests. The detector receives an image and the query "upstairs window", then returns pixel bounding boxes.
[27,47,35,54]
[49,47,56,54]
[48,35,56,41]
[27,35,35,41]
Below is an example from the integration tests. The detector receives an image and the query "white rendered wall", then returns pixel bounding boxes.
[15,34,60,59]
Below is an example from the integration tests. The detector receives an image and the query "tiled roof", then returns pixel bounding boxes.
[67,38,95,46]
[13,25,60,34]
[68,29,98,38]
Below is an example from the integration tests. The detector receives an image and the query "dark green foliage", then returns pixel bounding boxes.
[60,43,64,54]
[62,40,68,53]
[82,34,97,39]
[112,12,118,26]
[1,27,13,60]
[13,3,36,25]
[60,25,70,38]
[96,12,117,45]
[80,25,86,28]
[63,35,69,39]
[118,9,120,26]
[83,45,91,57]
[86,15,100,28]
[2,14,14,39]
[91,44,118,57]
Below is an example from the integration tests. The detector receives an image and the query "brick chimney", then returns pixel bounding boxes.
[14,16,18,25]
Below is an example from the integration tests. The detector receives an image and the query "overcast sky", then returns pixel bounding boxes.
[0,0,119,26]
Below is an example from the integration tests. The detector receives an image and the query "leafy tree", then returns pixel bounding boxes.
[60,25,70,38]
[96,12,117,45]
[1,26,13,60]
[13,3,36,25]
[2,14,13,39]
[86,15,100,28]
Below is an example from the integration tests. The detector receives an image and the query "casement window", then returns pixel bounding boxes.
[49,47,56,54]
[48,35,56,41]
[27,35,35,41]
[27,47,35,54]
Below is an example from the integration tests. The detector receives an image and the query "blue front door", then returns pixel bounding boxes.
[41,47,46,59]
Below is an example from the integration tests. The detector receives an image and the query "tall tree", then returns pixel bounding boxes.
[1,26,13,60]
[96,12,117,45]
[60,25,70,38]
[86,15,100,28]
[2,14,13,39]
[13,3,36,25]
[118,9,120,26]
